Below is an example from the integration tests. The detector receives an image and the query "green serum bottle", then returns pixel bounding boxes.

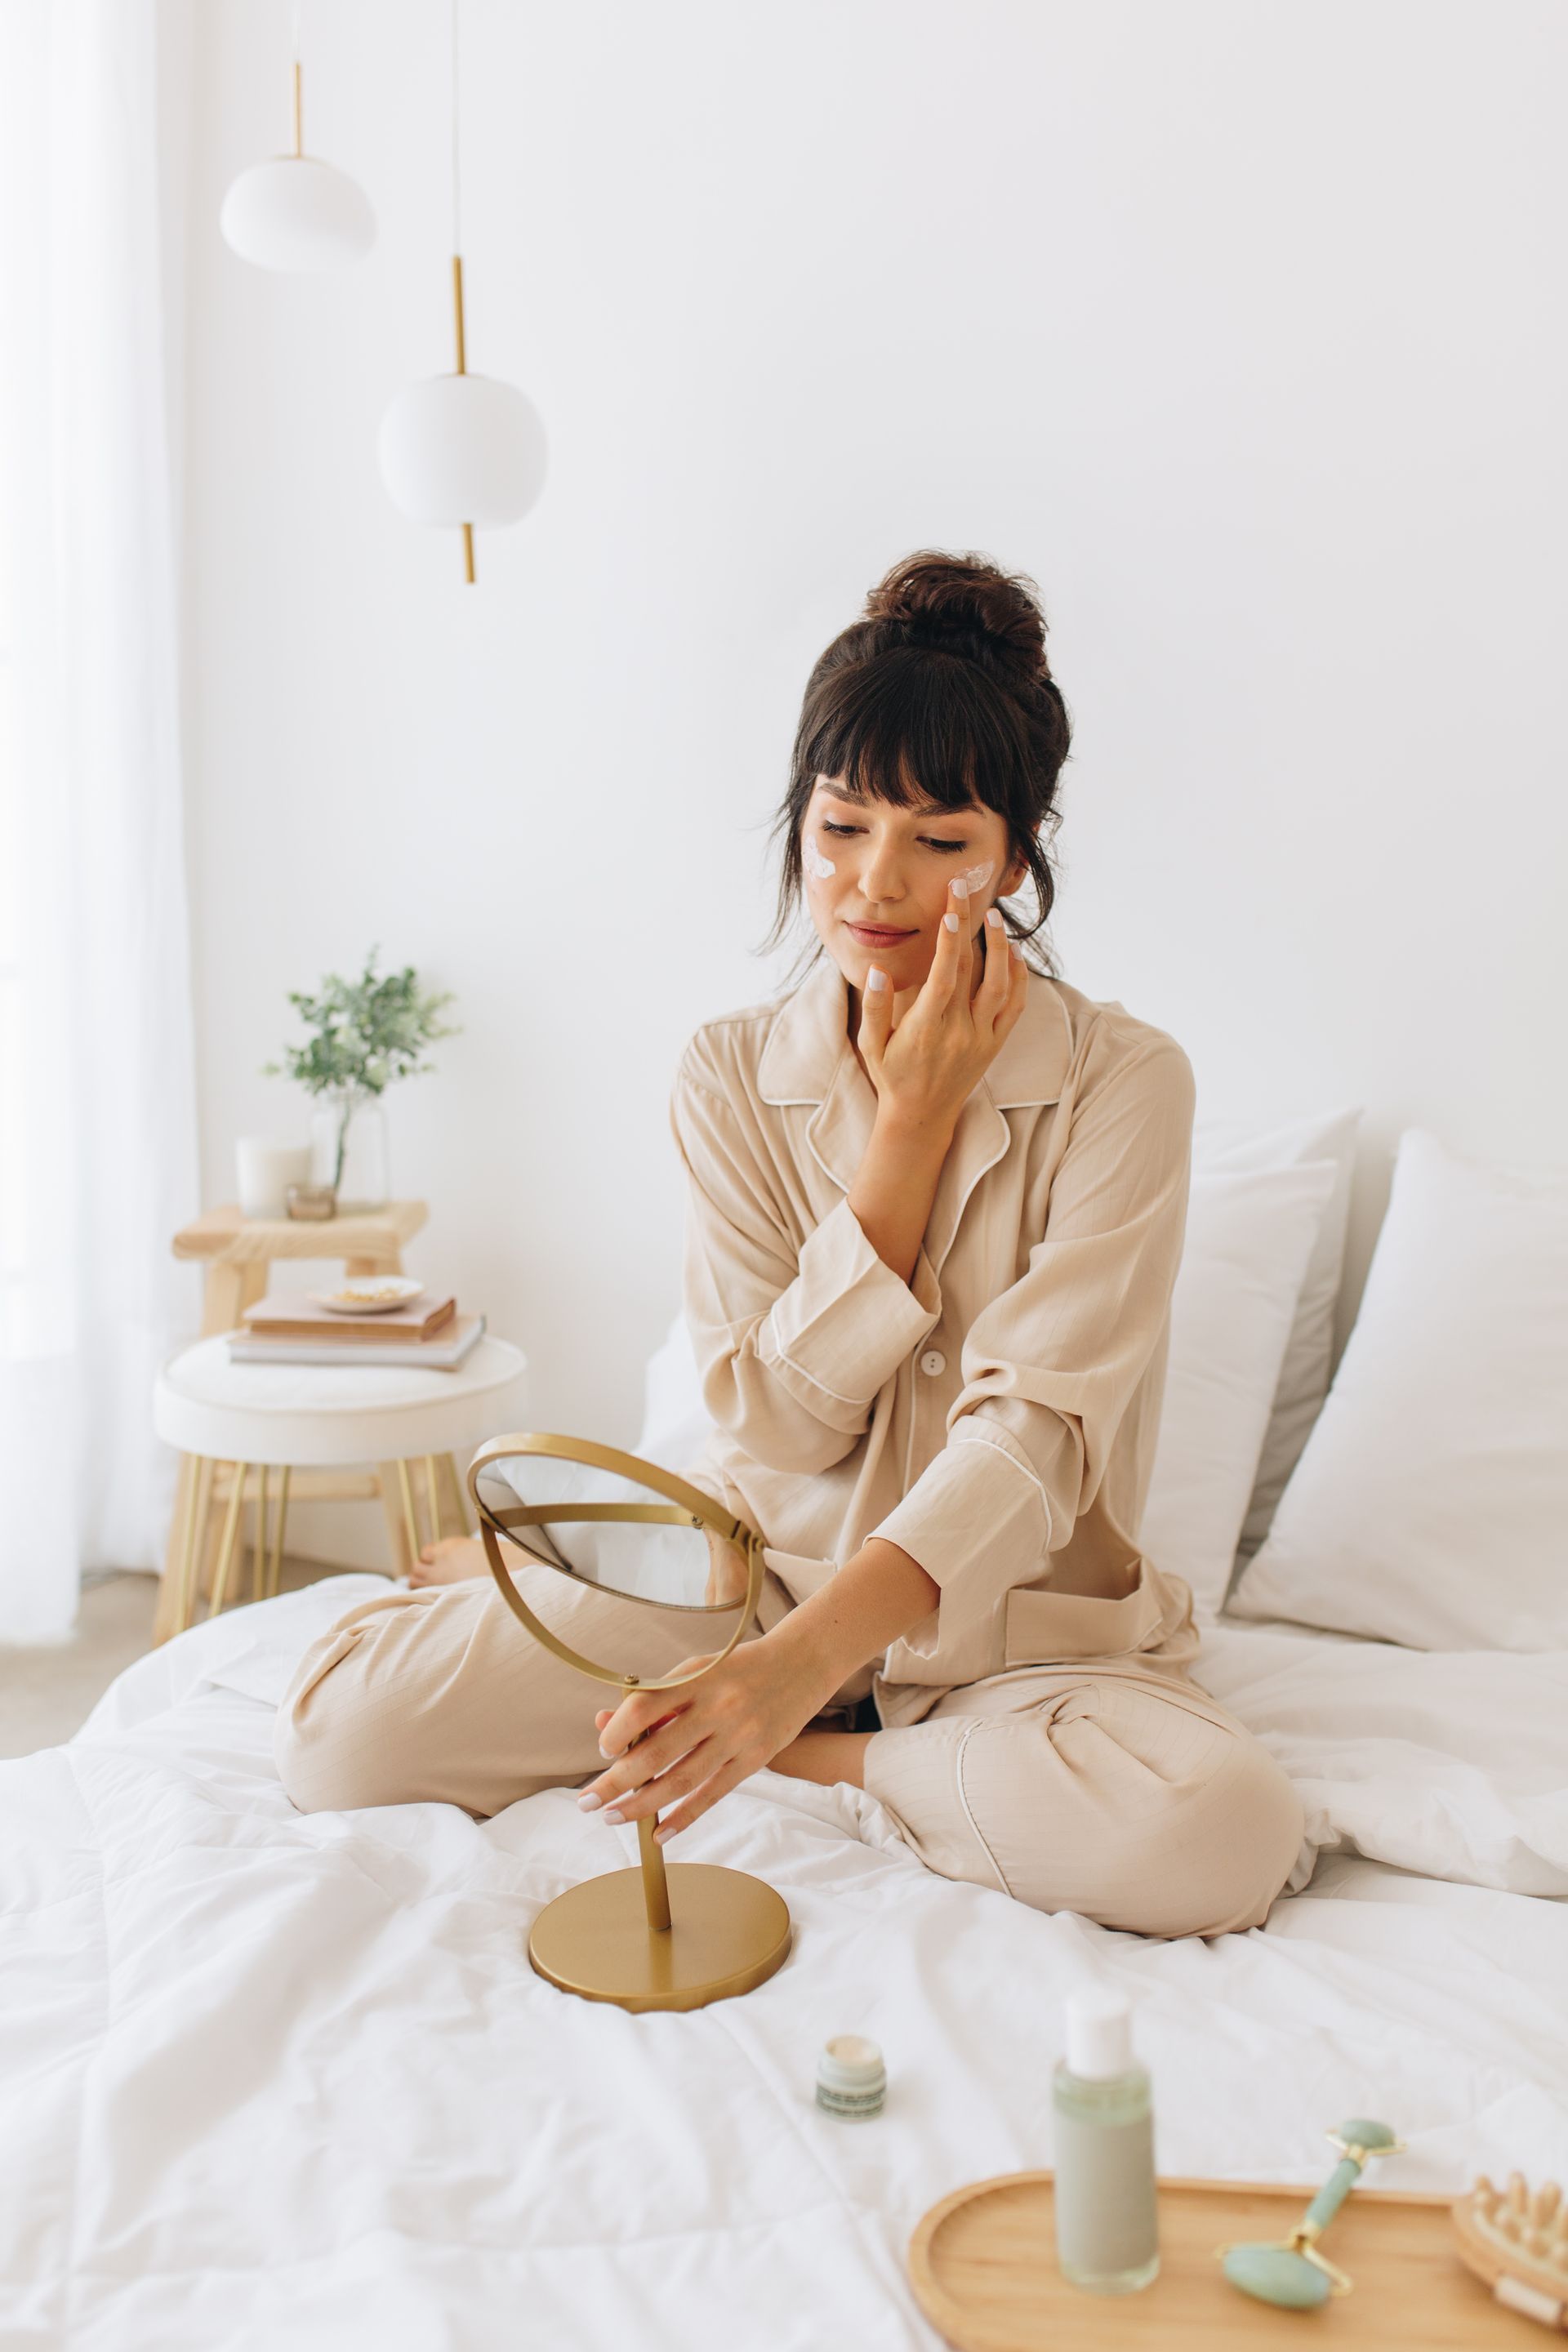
[1051,1990,1160,2294]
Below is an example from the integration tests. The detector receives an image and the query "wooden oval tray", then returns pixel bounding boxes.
[908,2171,1539,2350]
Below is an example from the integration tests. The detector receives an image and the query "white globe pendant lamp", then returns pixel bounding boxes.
[377,0,547,581]
[220,3,376,274]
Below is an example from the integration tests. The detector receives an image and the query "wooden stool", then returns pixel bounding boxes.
[158,1200,430,1643]
[158,1198,506,1642]
[152,1334,530,1644]
[172,1199,430,1338]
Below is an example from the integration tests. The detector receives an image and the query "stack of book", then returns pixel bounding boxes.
[228,1292,486,1370]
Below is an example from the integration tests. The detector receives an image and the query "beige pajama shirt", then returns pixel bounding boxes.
[276,955,1306,1940]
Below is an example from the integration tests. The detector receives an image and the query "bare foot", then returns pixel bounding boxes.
[409,1535,487,1588]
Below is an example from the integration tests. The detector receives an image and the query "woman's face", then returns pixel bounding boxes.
[800,774,1027,998]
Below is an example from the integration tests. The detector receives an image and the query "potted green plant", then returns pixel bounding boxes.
[264,948,459,1213]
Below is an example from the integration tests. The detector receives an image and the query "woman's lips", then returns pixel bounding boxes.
[846,921,915,943]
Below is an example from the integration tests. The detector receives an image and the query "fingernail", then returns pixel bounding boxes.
[866,967,888,991]
[577,1792,603,1811]
[943,912,960,932]
[951,878,969,898]
[986,908,1002,929]
[602,1809,626,1826]
[653,1827,670,1844]
[599,1744,618,1760]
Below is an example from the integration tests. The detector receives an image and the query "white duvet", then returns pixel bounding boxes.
[4,1573,1567,2350]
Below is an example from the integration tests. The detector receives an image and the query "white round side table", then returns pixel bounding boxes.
[152,1334,529,1643]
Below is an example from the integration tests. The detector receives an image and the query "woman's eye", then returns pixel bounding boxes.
[819,822,967,853]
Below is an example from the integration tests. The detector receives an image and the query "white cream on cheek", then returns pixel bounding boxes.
[805,825,994,906]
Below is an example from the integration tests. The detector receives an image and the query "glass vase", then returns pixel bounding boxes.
[310,1096,390,1212]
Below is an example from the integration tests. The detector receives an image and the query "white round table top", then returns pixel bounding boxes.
[154,1332,531,1467]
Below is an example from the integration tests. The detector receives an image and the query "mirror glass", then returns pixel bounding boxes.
[474,1450,751,1613]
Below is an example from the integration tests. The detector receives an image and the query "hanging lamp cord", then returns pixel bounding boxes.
[450,0,463,257]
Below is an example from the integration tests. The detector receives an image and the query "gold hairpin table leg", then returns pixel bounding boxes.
[424,1454,442,1543]
[207,1463,250,1619]
[441,1453,472,1535]
[396,1457,422,1570]
[172,1455,212,1638]
[376,1464,411,1577]
[252,1467,270,1606]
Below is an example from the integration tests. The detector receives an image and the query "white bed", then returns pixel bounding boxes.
[4,1568,1566,2349]
[10,1114,1568,2345]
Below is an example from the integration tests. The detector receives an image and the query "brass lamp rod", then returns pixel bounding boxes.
[292,59,302,157]
[451,0,475,583]
[452,256,474,583]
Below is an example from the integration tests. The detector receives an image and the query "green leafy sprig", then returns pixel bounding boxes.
[263,947,460,1192]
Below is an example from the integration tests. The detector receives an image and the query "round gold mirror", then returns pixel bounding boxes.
[468,1433,792,2014]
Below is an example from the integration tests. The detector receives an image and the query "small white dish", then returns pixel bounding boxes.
[310,1277,426,1316]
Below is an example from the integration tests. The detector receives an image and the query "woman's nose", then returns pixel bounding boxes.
[858,843,909,901]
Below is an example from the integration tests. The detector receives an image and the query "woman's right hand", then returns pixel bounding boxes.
[856,879,1029,1134]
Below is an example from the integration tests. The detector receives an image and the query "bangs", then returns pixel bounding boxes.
[802,649,1018,817]
[761,550,1071,983]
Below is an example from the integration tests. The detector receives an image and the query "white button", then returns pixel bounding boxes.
[920,1349,947,1377]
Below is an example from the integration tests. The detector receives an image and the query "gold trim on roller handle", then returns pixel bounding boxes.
[466,1432,767,1691]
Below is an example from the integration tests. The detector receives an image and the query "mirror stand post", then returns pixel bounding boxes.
[621,1675,674,1934]
[636,1815,672,1932]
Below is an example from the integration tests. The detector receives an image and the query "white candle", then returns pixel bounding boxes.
[236,1138,314,1220]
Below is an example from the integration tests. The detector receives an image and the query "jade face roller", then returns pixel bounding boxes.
[1215,2118,1405,2309]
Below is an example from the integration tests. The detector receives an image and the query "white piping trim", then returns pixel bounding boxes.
[955,1721,1013,1898]
[757,1325,871,1410]
[952,1423,1057,1551]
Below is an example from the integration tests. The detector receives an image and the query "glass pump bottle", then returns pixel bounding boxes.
[1051,1989,1160,2294]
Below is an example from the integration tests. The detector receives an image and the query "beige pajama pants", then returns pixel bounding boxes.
[274,1557,1307,1942]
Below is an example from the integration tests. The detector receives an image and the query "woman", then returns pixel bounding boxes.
[275,550,1306,1939]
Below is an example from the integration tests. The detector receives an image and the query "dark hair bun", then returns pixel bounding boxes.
[862,549,1054,686]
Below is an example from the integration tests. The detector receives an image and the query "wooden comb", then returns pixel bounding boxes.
[1451,2172,1568,2330]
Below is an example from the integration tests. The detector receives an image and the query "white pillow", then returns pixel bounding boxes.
[1194,1106,1363,1587]
[636,1312,710,1473]
[1138,1161,1337,1619]
[639,1160,1335,1624]
[1227,1127,1568,1650]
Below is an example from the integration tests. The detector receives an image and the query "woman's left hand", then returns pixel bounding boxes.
[577,1628,834,1845]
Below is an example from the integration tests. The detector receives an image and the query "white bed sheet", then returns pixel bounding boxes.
[4,1573,1566,2350]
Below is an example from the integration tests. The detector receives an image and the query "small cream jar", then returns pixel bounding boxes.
[815,2035,886,2119]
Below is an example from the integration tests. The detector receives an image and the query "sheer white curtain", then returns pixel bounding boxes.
[0,0,198,1638]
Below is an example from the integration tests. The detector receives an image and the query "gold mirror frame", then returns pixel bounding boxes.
[463,1432,792,2013]
[466,1431,767,1686]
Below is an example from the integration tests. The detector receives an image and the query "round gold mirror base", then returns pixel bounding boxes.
[528,1864,792,2014]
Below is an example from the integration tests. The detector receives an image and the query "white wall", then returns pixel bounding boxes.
[172,0,1568,1565]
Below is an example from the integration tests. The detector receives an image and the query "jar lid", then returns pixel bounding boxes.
[817,2034,884,2088]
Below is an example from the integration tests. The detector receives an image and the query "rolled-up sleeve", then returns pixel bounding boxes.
[867,1040,1196,1625]
[670,1060,941,1474]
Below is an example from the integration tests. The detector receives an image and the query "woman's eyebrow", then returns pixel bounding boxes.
[816,785,978,819]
